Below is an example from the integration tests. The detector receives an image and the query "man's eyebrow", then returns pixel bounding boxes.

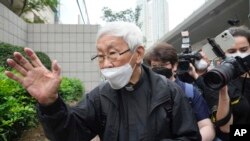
[96,44,116,52]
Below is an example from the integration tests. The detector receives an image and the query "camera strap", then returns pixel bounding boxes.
[212,94,242,127]
[213,106,232,127]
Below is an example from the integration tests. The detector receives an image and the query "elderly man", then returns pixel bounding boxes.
[5,22,201,141]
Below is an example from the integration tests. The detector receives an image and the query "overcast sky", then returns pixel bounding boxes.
[60,0,205,30]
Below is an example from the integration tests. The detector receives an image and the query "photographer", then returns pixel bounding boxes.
[189,26,250,141]
[145,42,215,141]
[224,26,250,124]
[215,26,250,141]
[188,50,219,111]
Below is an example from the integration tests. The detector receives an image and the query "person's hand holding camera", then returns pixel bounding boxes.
[188,63,199,79]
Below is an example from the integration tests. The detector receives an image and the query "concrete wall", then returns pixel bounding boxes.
[0,3,27,46]
[0,3,101,92]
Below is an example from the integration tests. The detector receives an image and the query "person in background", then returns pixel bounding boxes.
[188,26,250,141]
[217,26,250,140]
[144,42,215,141]
[188,49,219,111]
[5,21,201,141]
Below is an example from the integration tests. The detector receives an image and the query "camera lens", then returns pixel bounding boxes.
[203,62,235,90]
[204,69,226,90]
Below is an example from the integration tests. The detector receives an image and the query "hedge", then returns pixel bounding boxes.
[0,42,85,141]
[0,42,51,70]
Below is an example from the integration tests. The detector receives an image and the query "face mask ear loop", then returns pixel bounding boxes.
[128,47,139,72]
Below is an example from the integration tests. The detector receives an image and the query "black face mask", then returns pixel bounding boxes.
[152,67,173,79]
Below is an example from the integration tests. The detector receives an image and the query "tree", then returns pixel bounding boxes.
[1,0,59,23]
[21,0,60,23]
[101,5,142,28]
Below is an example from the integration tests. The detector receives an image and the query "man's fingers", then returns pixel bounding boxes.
[14,52,34,70]
[7,59,27,76]
[52,60,61,76]
[5,71,23,84]
[24,48,44,67]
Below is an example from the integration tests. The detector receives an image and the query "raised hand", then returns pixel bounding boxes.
[188,63,199,79]
[5,48,61,105]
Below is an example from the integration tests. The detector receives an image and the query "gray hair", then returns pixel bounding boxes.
[96,21,144,51]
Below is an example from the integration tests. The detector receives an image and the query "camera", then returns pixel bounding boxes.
[177,51,202,74]
[176,31,202,83]
[203,55,250,90]
[177,31,202,74]
[202,30,250,90]
[177,51,202,83]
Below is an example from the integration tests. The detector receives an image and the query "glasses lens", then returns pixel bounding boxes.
[98,55,105,62]
[108,51,119,62]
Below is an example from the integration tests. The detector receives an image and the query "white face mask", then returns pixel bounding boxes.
[226,51,249,58]
[100,55,135,89]
[194,59,208,71]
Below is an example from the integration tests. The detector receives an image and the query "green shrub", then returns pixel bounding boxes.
[59,77,85,102]
[0,67,85,140]
[0,42,85,140]
[0,42,51,70]
[0,68,37,141]
[0,43,24,70]
[36,51,52,70]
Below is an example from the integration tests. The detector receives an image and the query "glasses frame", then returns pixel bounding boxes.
[91,48,131,62]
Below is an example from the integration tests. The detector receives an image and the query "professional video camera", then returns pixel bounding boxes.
[178,50,202,73]
[177,31,202,73]
[176,31,202,83]
[202,30,250,90]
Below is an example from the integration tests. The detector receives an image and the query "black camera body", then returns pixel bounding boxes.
[176,31,203,83]
[204,55,250,90]
[177,30,202,74]
[177,51,202,74]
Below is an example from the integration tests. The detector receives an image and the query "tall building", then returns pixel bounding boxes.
[151,0,169,43]
[137,0,151,47]
[137,0,169,48]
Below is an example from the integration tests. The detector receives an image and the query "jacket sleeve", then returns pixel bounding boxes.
[37,87,101,141]
[166,82,202,141]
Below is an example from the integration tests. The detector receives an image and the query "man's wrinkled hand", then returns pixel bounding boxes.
[5,48,61,105]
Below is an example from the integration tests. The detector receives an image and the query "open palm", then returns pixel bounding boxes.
[5,48,61,105]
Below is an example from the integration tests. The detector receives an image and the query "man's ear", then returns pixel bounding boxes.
[135,46,145,64]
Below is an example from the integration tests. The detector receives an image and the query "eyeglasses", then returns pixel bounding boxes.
[91,48,131,63]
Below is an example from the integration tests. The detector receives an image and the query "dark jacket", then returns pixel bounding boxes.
[38,65,201,141]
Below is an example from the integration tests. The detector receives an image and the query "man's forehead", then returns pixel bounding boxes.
[96,38,128,51]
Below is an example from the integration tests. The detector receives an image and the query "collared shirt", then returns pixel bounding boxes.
[118,69,151,141]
